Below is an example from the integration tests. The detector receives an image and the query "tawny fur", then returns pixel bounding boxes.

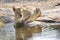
[13,7,42,40]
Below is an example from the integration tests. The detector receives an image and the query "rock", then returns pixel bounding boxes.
[41,8,60,22]
[36,17,53,20]
[0,8,16,40]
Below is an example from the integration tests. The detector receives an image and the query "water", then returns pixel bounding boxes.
[27,22,60,40]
